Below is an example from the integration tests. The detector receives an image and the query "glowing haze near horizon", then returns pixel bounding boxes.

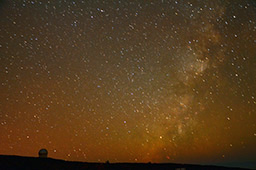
[0,0,256,168]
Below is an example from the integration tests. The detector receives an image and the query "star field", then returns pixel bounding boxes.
[0,0,256,168]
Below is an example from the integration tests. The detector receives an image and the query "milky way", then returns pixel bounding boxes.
[0,0,256,168]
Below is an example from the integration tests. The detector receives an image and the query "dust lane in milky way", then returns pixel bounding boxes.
[0,0,256,168]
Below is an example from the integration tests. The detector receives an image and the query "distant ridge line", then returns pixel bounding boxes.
[0,155,251,170]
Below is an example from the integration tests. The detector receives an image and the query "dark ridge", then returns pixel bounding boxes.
[0,155,251,170]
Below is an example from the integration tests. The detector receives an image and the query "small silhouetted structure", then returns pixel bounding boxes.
[38,149,48,158]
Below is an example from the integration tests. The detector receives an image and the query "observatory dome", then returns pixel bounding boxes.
[38,149,48,158]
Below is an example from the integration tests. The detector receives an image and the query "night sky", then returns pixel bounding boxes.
[0,0,256,168]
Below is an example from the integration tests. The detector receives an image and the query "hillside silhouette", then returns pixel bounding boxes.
[0,155,251,170]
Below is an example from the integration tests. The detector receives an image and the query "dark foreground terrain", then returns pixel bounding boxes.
[0,155,250,170]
